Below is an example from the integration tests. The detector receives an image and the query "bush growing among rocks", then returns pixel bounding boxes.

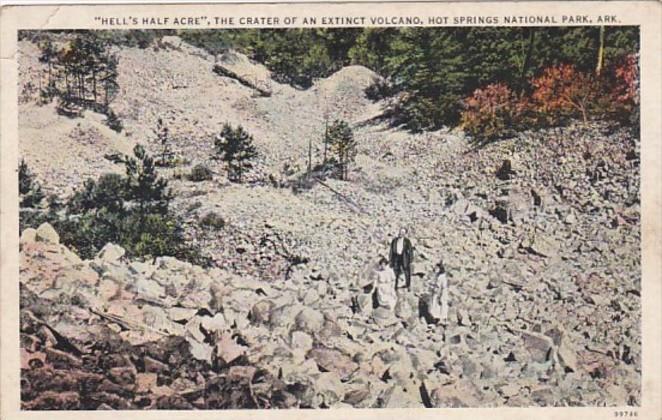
[199,211,225,230]
[106,109,123,132]
[18,159,45,209]
[461,83,528,145]
[188,164,214,182]
[20,144,203,262]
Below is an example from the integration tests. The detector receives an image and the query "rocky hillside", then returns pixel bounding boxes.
[18,36,641,409]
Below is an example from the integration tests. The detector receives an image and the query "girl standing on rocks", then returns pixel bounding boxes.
[375,257,398,310]
[428,260,449,326]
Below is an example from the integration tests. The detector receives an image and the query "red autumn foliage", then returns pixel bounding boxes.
[460,83,527,143]
[611,53,639,105]
[460,58,639,144]
[530,64,599,125]
[598,53,640,124]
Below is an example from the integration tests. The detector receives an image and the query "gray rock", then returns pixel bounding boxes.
[294,307,325,334]
[312,371,344,406]
[520,330,554,363]
[20,228,37,246]
[36,223,59,244]
[307,346,358,380]
[521,233,559,258]
[96,243,126,262]
[290,331,313,354]
[250,300,274,325]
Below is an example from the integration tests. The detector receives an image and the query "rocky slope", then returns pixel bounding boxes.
[18,35,641,409]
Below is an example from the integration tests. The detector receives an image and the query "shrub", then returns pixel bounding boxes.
[126,213,184,258]
[188,164,214,182]
[365,78,396,101]
[460,83,527,144]
[530,64,599,125]
[214,124,258,183]
[106,109,123,132]
[68,173,126,214]
[19,160,45,208]
[199,211,225,230]
[19,209,48,233]
[610,54,639,107]
[597,53,640,128]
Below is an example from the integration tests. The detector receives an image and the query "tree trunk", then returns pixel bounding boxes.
[80,73,86,103]
[104,82,109,107]
[47,63,52,94]
[596,26,606,76]
[519,28,535,94]
[307,137,312,178]
[341,152,346,181]
[323,119,328,164]
[92,70,97,104]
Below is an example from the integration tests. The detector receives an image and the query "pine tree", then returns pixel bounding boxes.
[155,118,172,166]
[383,28,468,130]
[327,120,356,181]
[124,144,172,217]
[38,39,58,98]
[214,123,258,183]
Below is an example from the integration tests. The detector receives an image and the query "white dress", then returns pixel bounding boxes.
[429,272,449,323]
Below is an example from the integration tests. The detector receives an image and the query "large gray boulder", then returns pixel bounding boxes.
[96,243,126,263]
[36,223,59,244]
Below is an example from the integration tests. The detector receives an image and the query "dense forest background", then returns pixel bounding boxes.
[20,27,639,136]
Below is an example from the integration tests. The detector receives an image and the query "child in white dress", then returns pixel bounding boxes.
[375,258,398,310]
[428,260,449,325]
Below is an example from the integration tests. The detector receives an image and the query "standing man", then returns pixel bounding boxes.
[390,227,414,291]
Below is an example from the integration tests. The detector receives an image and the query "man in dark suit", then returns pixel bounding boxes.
[389,227,413,291]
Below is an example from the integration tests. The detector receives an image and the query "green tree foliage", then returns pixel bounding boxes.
[50,144,187,260]
[347,28,398,71]
[381,28,468,131]
[18,159,45,208]
[252,30,332,88]
[327,120,356,181]
[34,32,119,122]
[30,27,639,134]
[38,39,58,97]
[123,144,172,217]
[214,124,258,183]
[181,28,360,88]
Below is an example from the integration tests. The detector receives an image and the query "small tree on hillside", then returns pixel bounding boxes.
[18,159,45,208]
[327,119,356,181]
[214,123,258,183]
[155,118,173,166]
[124,144,172,217]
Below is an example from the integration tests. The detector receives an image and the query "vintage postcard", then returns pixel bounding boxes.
[1,1,660,419]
